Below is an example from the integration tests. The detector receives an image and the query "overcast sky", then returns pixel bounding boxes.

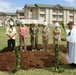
[0,0,76,12]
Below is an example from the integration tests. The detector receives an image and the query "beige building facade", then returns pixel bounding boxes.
[17,4,76,25]
[0,12,17,26]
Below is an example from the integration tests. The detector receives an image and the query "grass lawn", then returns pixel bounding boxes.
[0,26,76,75]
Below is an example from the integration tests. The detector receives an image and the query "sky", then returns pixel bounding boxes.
[0,0,76,12]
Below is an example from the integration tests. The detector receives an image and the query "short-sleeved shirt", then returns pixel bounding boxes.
[30,25,39,36]
[42,26,50,36]
[6,27,16,39]
[18,26,28,38]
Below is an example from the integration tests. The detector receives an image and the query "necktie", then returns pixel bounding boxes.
[67,30,71,54]
[68,31,71,36]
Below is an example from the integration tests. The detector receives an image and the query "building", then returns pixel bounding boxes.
[17,4,76,25]
[16,10,24,20]
[0,12,16,26]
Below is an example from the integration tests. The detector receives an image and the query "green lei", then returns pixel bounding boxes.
[54,43,64,72]
[12,47,20,73]
[54,43,59,69]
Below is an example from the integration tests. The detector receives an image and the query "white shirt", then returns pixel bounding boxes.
[66,26,76,43]
[6,27,16,39]
[65,26,76,64]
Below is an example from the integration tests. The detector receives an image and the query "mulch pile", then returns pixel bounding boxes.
[0,44,68,71]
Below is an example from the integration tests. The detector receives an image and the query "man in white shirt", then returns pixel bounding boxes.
[6,21,16,49]
[61,22,76,65]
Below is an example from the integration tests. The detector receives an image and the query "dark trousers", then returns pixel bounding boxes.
[8,39,15,48]
[31,36,38,49]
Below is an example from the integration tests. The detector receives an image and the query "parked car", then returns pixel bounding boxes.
[0,24,4,27]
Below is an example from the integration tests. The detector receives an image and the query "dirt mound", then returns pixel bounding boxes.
[0,44,68,71]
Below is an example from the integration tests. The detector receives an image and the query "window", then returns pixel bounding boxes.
[19,13,24,16]
[59,10,63,13]
[20,18,25,19]
[29,9,33,12]
[59,15,63,18]
[52,15,57,18]
[53,10,57,12]
[40,14,45,18]
[52,21,57,24]
[69,16,73,19]
[69,11,73,14]
[40,8,45,12]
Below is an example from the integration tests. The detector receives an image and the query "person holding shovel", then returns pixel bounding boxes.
[53,22,61,45]
[30,20,39,51]
[41,21,50,51]
[53,22,61,71]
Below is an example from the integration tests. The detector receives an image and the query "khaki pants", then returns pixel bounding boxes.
[42,36,48,50]
[19,38,26,50]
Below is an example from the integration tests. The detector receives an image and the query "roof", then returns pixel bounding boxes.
[53,4,63,9]
[0,12,17,16]
[0,12,6,16]
[16,10,24,13]
[24,4,76,10]
[4,12,17,16]
[35,4,53,8]
[63,6,75,10]
[24,4,36,8]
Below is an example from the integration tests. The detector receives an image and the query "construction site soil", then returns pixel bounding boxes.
[0,44,68,71]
